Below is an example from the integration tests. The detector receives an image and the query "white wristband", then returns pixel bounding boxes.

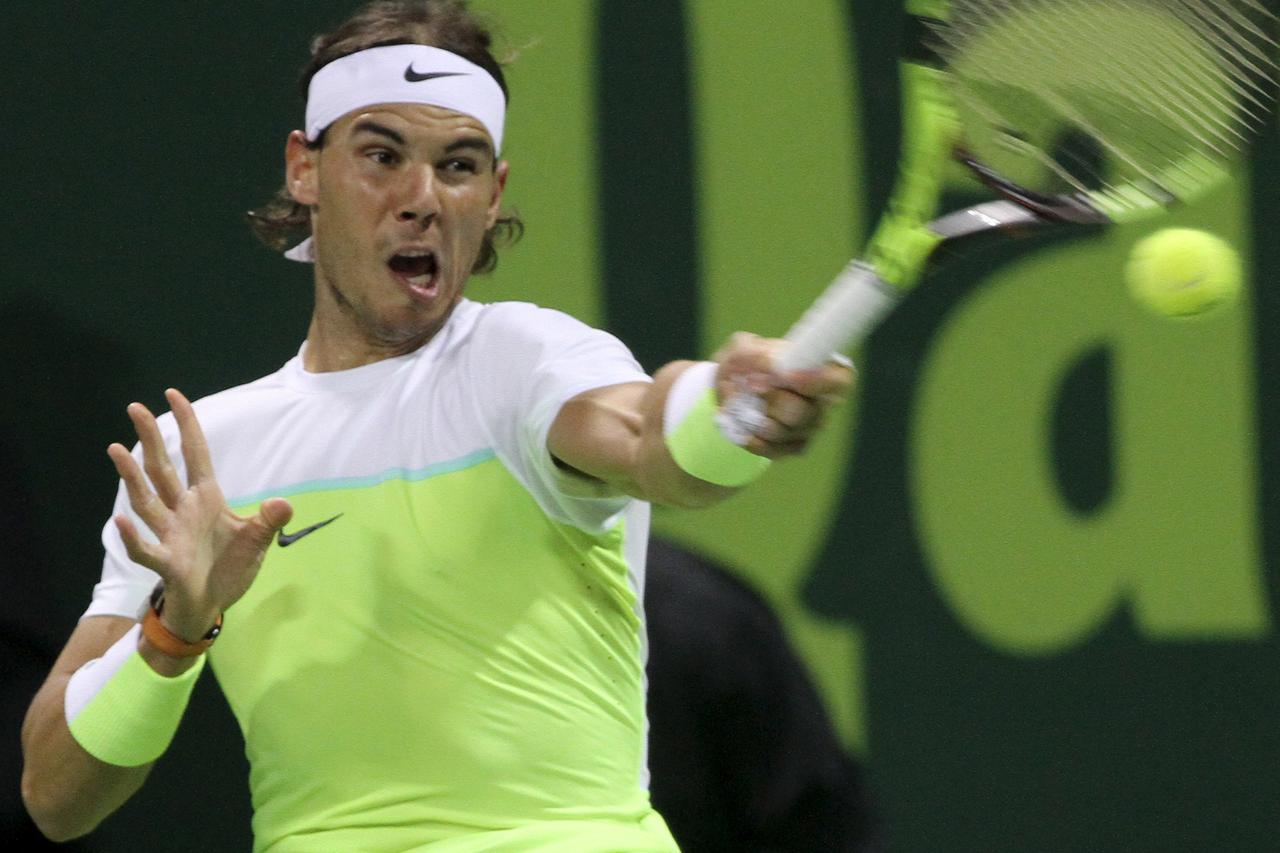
[663,362,771,487]
[65,623,143,724]
[64,621,205,766]
[663,361,720,437]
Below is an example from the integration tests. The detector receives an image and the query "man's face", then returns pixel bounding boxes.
[287,103,507,354]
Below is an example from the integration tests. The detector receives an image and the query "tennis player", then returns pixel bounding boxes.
[20,2,851,850]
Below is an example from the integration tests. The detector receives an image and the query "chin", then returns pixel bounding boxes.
[373,309,450,349]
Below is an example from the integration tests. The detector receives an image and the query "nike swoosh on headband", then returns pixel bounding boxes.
[404,66,467,83]
[277,514,343,547]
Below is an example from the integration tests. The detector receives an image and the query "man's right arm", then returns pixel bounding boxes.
[22,612,206,840]
[20,614,191,840]
[22,388,292,842]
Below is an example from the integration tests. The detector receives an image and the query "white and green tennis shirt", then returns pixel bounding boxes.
[83,299,680,852]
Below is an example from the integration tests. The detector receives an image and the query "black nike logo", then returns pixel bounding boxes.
[404,66,466,83]
[277,514,342,547]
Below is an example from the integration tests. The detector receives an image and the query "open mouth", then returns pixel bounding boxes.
[387,251,439,295]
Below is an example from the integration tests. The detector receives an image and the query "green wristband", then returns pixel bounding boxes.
[68,648,205,767]
[667,386,771,487]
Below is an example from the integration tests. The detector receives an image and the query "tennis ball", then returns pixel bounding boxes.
[1125,228,1243,317]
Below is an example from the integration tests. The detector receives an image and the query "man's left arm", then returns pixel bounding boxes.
[546,333,853,509]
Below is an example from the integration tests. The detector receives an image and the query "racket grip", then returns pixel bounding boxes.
[715,261,899,446]
[776,261,900,372]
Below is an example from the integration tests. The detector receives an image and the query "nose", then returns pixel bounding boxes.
[396,165,439,227]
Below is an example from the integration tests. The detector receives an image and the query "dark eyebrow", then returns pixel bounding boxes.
[444,137,494,159]
[350,123,492,160]
[350,120,406,146]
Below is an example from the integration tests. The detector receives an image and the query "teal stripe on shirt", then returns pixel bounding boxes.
[227,448,497,507]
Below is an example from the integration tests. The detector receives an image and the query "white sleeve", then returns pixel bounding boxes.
[467,303,652,532]
[82,447,162,622]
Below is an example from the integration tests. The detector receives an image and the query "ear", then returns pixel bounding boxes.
[285,130,320,206]
[485,160,510,230]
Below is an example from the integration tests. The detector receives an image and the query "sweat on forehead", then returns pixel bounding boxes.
[304,44,506,152]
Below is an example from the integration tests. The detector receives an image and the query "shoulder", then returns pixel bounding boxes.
[468,300,608,346]
[460,300,642,382]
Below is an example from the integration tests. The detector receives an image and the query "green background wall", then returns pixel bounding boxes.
[3,2,1277,850]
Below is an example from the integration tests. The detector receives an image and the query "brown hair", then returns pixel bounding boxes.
[246,0,522,273]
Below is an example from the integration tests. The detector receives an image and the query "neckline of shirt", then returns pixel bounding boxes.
[280,299,478,394]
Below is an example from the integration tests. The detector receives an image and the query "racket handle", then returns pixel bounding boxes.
[715,261,900,446]
[776,261,900,372]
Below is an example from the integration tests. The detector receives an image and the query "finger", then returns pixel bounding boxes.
[257,497,294,534]
[752,414,825,449]
[782,359,856,399]
[167,389,216,487]
[237,498,295,556]
[128,402,184,507]
[114,514,168,572]
[108,442,171,535]
[765,389,823,432]
[712,334,780,400]
[711,331,764,364]
[744,433,810,459]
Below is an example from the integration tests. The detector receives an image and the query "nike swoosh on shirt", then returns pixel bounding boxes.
[404,66,467,83]
[277,514,343,547]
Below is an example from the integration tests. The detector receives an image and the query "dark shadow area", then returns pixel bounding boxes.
[646,537,884,852]
[0,295,253,851]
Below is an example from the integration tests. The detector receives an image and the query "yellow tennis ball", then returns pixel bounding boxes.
[1125,228,1243,317]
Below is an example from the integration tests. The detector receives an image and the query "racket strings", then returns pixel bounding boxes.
[936,0,1276,215]
[957,0,1266,143]
[1181,0,1277,96]
[959,37,1223,201]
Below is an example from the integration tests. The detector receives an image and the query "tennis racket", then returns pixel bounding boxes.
[720,0,1278,443]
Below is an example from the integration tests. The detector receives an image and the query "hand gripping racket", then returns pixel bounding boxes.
[719,0,1278,443]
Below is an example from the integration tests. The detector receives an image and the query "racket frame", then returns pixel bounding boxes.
[716,0,1268,444]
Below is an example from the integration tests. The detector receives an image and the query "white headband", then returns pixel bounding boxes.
[305,44,505,148]
[286,44,507,263]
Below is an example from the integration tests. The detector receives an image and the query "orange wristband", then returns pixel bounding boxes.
[142,584,222,658]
